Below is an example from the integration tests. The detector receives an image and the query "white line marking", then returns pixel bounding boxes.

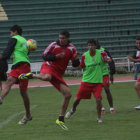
[0,105,37,128]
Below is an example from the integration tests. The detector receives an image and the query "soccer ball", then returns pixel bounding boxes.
[25,39,37,51]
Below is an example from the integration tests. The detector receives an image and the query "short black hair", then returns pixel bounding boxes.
[10,25,22,35]
[136,37,140,40]
[87,39,100,47]
[59,30,70,38]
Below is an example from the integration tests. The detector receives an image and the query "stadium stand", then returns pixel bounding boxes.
[0,3,8,20]
[0,0,140,64]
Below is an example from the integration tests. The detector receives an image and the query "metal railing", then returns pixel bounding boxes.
[7,57,134,74]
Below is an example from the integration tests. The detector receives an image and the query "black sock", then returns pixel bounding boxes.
[59,116,64,122]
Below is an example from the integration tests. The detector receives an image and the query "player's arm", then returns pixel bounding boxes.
[128,56,140,62]
[72,52,80,67]
[104,49,116,83]
[101,51,111,63]
[0,38,16,60]
[73,54,85,69]
[70,46,80,67]
[42,43,65,61]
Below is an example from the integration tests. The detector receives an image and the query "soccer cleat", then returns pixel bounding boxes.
[0,97,2,104]
[56,119,68,131]
[134,105,140,110]
[65,109,75,119]
[18,73,33,80]
[110,108,115,114]
[18,115,32,125]
[97,118,102,123]
[101,107,106,114]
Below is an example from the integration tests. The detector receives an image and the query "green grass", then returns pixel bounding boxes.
[0,82,140,140]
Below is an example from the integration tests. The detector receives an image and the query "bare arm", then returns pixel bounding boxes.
[128,56,140,62]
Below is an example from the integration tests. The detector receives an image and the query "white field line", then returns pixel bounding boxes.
[0,105,37,129]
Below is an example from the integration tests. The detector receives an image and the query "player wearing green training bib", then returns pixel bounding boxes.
[0,25,32,125]
[65,39,111,123]
[96,40,116,114]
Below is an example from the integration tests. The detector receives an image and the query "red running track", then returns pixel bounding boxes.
[7,76,135,89]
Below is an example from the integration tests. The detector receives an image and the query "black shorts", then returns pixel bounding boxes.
[0,72,7,81]
[0,59,8,81]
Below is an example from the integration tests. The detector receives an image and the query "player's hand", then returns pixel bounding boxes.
[103,56,111,63]
[127,56,134,61]
[73,52,80,60]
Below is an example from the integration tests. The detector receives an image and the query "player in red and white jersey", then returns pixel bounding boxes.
[19,30,80,130]
[42,39,78,77]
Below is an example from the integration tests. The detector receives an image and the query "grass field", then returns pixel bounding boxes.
[0,81,140,140]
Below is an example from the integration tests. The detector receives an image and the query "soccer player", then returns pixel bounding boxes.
[96,40,116,114]
[19,30,80,130]
[0,25,32,125]
[132,37,140,80]
[0,59,8,90]
[128,55,140,110]
[65,39,111,123]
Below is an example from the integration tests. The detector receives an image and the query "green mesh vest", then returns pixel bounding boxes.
[99,47,109,76]
[82,50,103,83]
[12,35,30,65]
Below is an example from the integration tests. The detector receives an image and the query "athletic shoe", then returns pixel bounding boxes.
[65,109,75,119]
[97,118,102,123]
[101,107,106,114]
[0,97,2,104]
[134,105,140,110]
[110,108,115,114]
[56,119,68,131]
[18,73,33,80]
[18,115,32,125]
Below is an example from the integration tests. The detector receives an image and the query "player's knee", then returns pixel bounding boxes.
[135,83,140,90]
[65,92,72,99]
[6,78,15,86]
[42,74,51,81]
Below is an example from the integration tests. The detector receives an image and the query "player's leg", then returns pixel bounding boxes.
[18,80,32,125]
[93,83,102,122]
[18,62,52,81]
[66,82,92,119]
[72,98,81,112]
[33,73,52,81]
[59,83,72,120]
[135,81,140,98]
[104,85,113,107]
[134,64,139,80]
[102,75,115,113]
[19,72,52,82]
[65,97,80,119]
[96,98,102,122]
[0,76,16,104]
[56,83,71,130]
[134,81,140,110]
[103,85,115,113]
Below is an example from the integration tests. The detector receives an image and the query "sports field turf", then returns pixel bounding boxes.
[0,81,140,140]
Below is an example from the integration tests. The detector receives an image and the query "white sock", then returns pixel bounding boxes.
[110,107,114,110]
[101,107,105,110]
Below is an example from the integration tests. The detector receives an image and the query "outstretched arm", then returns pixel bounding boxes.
[128,56,140,62]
